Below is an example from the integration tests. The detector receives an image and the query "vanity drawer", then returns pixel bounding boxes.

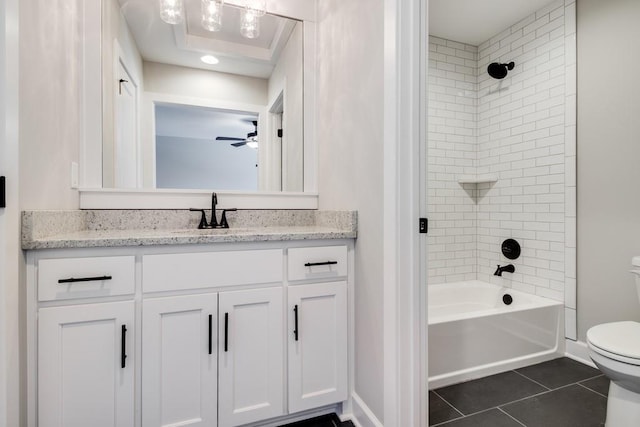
[142,249,283,293]
[38,256,135,301]
[288,246,348,281]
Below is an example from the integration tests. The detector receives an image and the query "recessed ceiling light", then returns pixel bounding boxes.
[200,55,219,65]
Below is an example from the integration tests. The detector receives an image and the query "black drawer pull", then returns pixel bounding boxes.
[294,305,299,341]
[208,314,213,355]
[58,275,112,284]
[304,261,338,267]
[121,325,127,368]
[224,313,229,352]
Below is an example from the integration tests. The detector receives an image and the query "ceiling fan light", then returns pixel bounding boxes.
[159,0,184,25]
[201,0,224,32]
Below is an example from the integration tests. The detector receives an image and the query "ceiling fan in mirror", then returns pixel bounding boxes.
[216,120,259,149]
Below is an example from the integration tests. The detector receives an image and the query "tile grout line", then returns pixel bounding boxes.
[511,369,552,391]
[577,382,609,399]
[431,389,466,418]
[497,407,528,427]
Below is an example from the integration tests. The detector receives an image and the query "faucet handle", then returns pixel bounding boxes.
[189,208,209,229]
[219,209,237,229]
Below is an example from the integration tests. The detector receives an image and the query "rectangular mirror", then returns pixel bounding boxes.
[82,0,316,207]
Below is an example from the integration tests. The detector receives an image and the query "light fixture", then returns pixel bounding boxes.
[200,55,219,65]
[246,137,259,149]
[201,0,224,32]
[160,0,268,39]
[241,0,266,39]
[159,0,184,25]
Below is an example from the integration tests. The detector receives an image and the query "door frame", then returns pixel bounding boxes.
[0,0,20,426]
[382,0,428,425]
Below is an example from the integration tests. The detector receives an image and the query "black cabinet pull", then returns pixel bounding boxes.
[58,275,112,284]
[294,305,299,341]
[224,313,229,352]
[121,325,127,369]
[208,314,213,355]
[304,261,338,267]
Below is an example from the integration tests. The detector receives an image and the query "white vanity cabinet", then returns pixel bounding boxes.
[27,240,353,427]
[38,301,135,427]
[288,281,347,413]
[218,287,284,427]
[142,294,218,427]
[286,246,349,413]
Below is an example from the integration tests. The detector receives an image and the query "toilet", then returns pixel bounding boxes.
[587,256,640,426]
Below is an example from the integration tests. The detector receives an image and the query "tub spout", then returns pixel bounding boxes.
[494,264,515,276]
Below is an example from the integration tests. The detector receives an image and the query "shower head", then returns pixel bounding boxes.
[487,61,515,79]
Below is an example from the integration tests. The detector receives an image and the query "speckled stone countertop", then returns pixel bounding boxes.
[22,210,357,250]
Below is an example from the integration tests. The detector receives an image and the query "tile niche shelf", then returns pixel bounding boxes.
[457,175,498,185]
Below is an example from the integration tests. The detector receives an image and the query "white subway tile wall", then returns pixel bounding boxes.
[428,1,575,308]
[427,38,478,284]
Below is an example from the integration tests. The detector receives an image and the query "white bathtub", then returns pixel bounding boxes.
[428,280,564,389]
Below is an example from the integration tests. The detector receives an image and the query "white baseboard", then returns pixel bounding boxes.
[346,393,384,427]
[565,338,596,368]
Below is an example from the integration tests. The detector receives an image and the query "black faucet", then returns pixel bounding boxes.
[189,192,237,229]
[494,264,515,276]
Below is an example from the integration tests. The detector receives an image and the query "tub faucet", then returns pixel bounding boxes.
[494,264,515,276]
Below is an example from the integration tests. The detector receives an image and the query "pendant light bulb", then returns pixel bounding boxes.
[159,0,184,25]
[202,0,224,32]
[241,0,266,39]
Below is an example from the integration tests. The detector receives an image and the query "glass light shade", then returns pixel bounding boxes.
[159,0,184,25]
[240,9,261,39]
[201,0,224,32]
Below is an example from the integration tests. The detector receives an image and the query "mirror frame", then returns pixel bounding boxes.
[79,0,318,209]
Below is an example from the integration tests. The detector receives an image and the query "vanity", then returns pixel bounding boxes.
[23,210,357,427]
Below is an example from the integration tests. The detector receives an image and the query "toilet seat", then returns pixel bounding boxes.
[587,321,640,366]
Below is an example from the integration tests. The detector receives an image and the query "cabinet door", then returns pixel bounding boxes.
[142,294,218,427]
[218,287,284,427]
[38,301,134,427]
[288,282,348,413]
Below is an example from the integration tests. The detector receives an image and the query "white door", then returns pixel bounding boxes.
[38,301,134,427]
[288,282,348,413]
[114,58,138,188]
[142,294,218,427]
[218,287,284,427]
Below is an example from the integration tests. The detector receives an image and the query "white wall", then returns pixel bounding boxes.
[576,0,640,340]
[317,0,385,422]
[19,0,83,209]
[156,136,258,190]
[268,22,303,192]
[144,61,268,103]
[102,0,144,188]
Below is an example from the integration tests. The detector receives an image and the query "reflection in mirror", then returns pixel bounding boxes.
[154,104,259,190]
[102,0,304,192]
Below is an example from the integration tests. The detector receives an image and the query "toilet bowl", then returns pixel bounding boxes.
[587,257,640,426]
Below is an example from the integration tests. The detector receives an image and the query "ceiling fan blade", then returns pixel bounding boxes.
[216,136,245,141]
[231,141,247,147]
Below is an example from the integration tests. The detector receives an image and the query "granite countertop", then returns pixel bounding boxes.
[22,210,357,250]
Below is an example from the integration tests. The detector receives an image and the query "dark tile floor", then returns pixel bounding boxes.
[279,413,355,427]
[430,357,609,427]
